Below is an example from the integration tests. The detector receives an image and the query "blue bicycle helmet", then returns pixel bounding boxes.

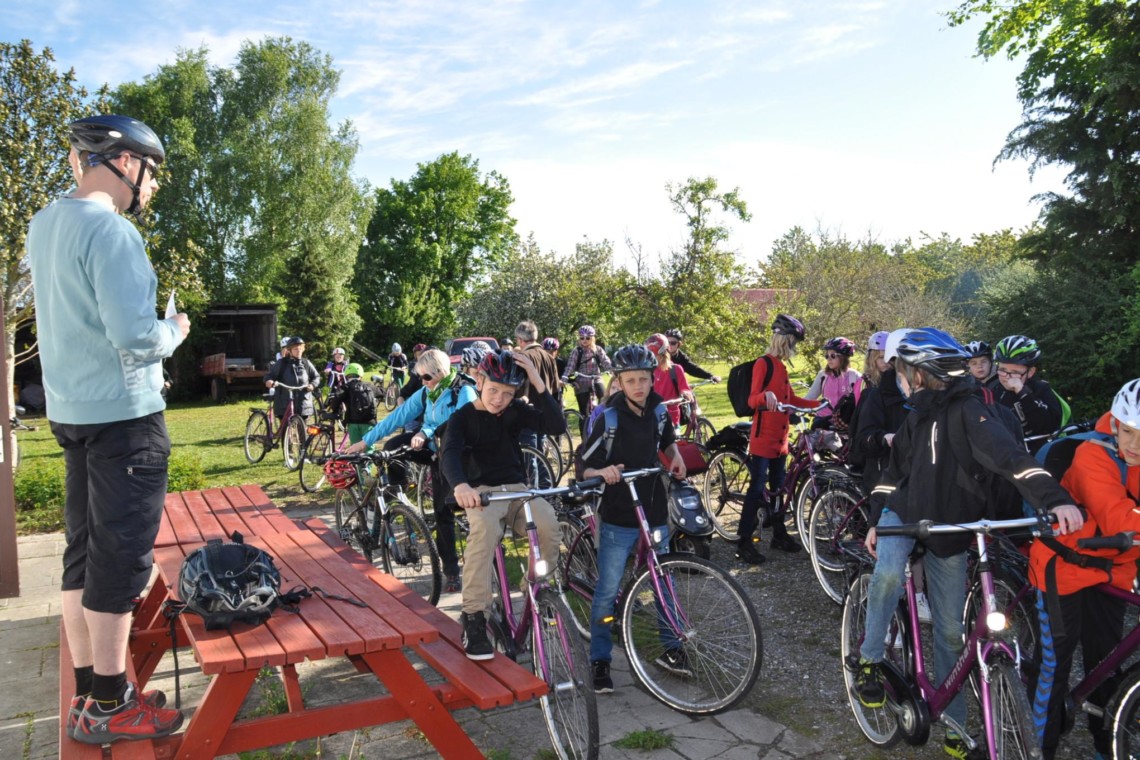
[894,328,970,382]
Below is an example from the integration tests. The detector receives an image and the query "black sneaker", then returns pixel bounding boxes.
[655,648,693,677]
[854,658,885,708]
[771,534,801,553]
[735,538,767,565]
[592,660,613,693]
[461,611,494,661]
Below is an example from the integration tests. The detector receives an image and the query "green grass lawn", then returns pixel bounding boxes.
[11,356,815,534]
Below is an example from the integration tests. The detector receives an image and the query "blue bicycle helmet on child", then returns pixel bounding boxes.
[894,328,970,382]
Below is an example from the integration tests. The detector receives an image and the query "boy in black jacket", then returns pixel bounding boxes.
[441,350,566,660]
[854,329,1081,760]
[323,363,376,445]
[580,344,687,693]
[988,334,1063,453]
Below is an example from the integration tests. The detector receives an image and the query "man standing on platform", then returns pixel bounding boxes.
[27,115,189,744]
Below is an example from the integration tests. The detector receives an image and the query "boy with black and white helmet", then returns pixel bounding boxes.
[989,334,1064,452]
[964,340,994,383]
[580,343,687,693]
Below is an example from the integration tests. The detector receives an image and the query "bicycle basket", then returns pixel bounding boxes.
[808,429,844,454]
[323,459,358,490]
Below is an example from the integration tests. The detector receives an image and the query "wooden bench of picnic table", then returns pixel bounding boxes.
[58,487,547,760]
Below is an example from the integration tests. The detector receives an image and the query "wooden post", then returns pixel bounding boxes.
[0,295,20,597]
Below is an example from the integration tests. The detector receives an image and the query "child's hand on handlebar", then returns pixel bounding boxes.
[765,390,778,411]
[1050,504,1084,535]
[452,483,482,510]
[590,464,625,485]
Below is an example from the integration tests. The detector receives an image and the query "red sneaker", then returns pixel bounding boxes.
[67,685,167,739]
[72,683,182,744]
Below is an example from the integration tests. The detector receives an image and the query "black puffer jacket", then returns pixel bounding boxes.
[987,375,1063,453]
[869,377,1071,556]
[851,367,909,495]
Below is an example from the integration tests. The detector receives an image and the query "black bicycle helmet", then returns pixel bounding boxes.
[479,350,527,386]
[611,344,658,373]
[664,328,683,340]
[993,335,1041,366]
[772,313,806,341]
[285,336,305,347]
[69,114,166,163]
[894,328,970,382]
[965,340,992,359]
[823,337,856,357]
[178,538,281,630]
[461,345,491,369]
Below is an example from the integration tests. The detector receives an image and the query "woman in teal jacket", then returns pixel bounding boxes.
[347,348,474,592]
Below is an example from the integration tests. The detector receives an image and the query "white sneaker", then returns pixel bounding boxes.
[915,592,932,624]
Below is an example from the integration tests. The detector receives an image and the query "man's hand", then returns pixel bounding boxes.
[345,440,366,454]
[173,313,190,340]
[1050,504,1084,535]
[453,483,481,509]
[265,380,275,389]
[711,375,721,383]
[410,432,428,450]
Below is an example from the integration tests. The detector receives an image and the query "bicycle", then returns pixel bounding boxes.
[562,371,606,447]
[243,382,310,470]
[452,482,601,760]
[561,466,763,715]
[676,379,717,445]
[841,515,1044,759]
[9,404,35,471]
[298,409,350,492]
[702,399,844,542]
[325,449,443,605]
[371,366,401,412]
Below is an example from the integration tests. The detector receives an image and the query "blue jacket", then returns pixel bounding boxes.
[361,373,476,450]
[26,197,184,425]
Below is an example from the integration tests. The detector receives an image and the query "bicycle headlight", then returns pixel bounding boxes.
[986,611,1008,632]
[534,559,550,577]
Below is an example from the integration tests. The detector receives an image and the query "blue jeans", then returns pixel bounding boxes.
[589,521,671,663]
[859,510,969,730]
[739,454,787,541]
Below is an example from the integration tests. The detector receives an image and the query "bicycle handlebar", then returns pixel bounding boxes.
[444,476,607,507]
[876,514,1058,540]
[775,398,829,415]
[1077,532,1137,551]
[329,446,414,464]
[1023,419,1097,443]
[271,382,311,391]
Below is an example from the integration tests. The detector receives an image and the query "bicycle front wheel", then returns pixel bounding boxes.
[532,587,599,760]
[283,415,307,471]
[695,416,716,447]
[808,488,866,606]
[334,487,374,563]
[985,656,1040,760]
[621,554,762,715]
[243,410,271,464]
[703,450,749,541]
[299,428,333,492]
[1110,667,1140,760]
[521,445,557,490]
[381,501,442,606]
[543,434,566,483]
[384,381,398,411]
[840,571,903,748]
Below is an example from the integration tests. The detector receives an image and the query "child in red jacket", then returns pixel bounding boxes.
[736,314,821,564]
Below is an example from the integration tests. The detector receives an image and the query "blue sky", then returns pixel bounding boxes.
[2,0,1065,268]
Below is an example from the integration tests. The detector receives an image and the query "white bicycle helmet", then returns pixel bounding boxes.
[1112,379,1140,430]
[883,328,911,363]
[392,342,401,353]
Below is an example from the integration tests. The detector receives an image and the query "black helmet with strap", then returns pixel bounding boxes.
[70,114,165,218]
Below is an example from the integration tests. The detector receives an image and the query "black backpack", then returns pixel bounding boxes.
[946,386,1028,521]
[345,379,377,424]
[727,356,772,418]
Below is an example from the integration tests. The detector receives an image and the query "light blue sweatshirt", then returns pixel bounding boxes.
[361,376,476,450]
[26,197,185,425]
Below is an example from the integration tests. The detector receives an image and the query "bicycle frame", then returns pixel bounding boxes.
[878,517,1042,757]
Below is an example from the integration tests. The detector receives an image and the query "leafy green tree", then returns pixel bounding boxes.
[354,152,517,352]
[0,40,100,407]
[652,177,760,363]
[113,38,369,357]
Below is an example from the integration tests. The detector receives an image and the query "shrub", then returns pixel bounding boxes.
[168,450,207,492]
[14,461,66,534]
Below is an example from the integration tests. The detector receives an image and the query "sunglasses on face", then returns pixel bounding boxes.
[668,340,680,347]
[826,353,841,359]
[418,372,436,382]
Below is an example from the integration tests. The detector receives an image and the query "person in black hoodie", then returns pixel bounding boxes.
[852,328,1082,760]
[580,343,687,694]
[850,359,909,496]
[988,334,1063,453]
[664,328,720,382]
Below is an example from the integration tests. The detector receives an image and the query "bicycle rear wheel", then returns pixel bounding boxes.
[703,450,748,541]
[532,587,599,760]
[542,435,566,483]
[243,410,271,464]
[334,487,375,562]
[1110,668,1140,760]
[384,381,398,411]
[381,501,442,606]
[695,416,716,446]
[808,488,866,606]
[840,571,904,748]
[564,409,585,441]
[985,656,1040,760]
[299,428,333,492]
[621,554,762,715]
[283,415,306,471]
[521,445,557,490]
[562,527,598,639]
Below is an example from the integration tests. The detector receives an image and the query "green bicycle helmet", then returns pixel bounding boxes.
[993,335,1041,366]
